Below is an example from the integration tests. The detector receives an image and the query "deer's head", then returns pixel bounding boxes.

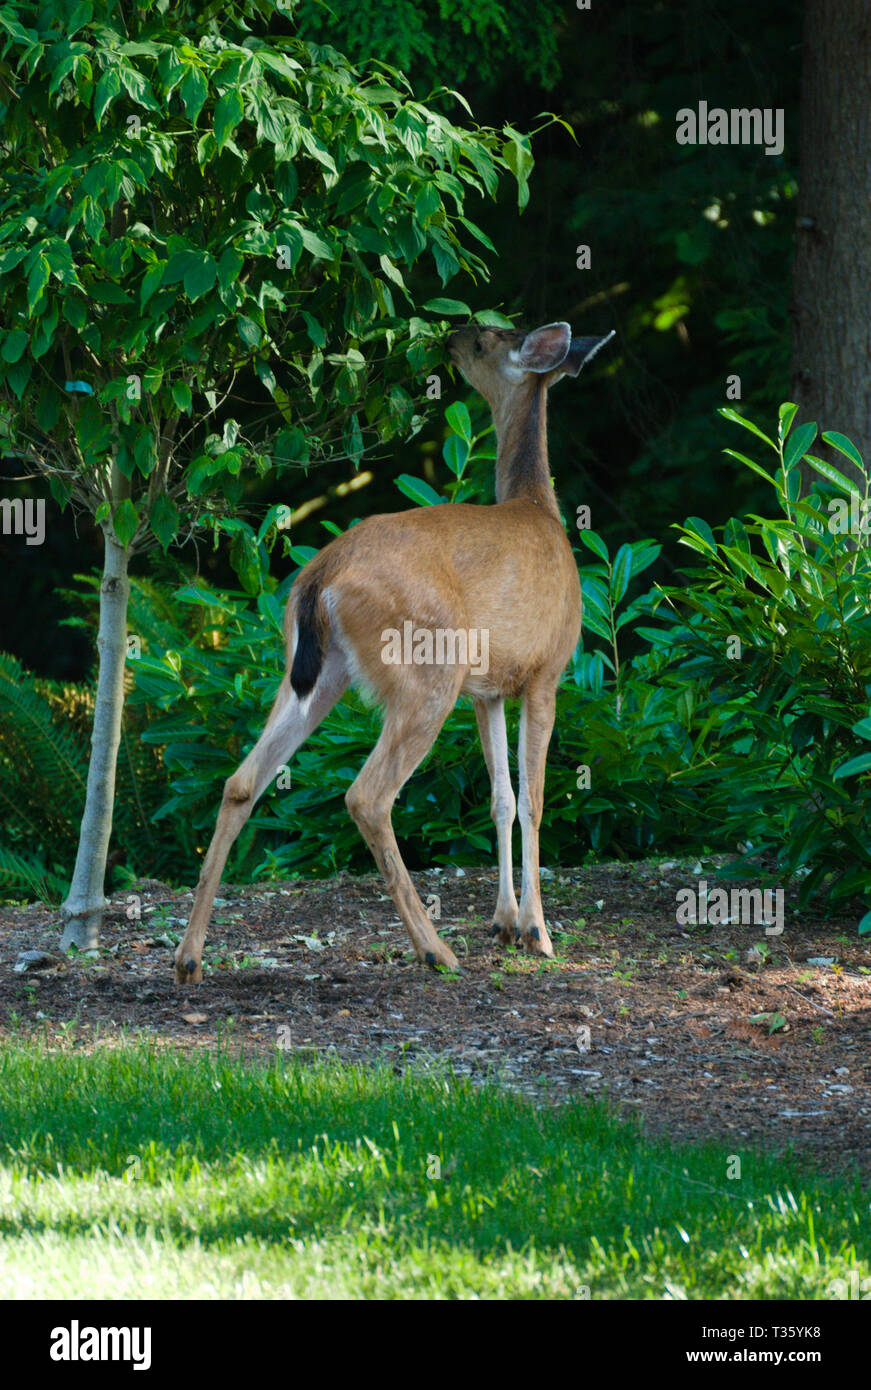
[447,322,614,410]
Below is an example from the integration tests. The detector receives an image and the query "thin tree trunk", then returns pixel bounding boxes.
[792,0,871,491]
[60,532,130,951]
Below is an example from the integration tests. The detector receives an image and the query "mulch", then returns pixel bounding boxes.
[2,858,869,1178]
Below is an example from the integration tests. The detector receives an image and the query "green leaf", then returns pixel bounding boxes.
[5,357,31,398]
[94,66,121,127]
[180,65,208,124]
[414,184,441,225]
[183,253,217,301]
[149,495,179,551]
[502,128,534,211]
[119,62,160,112]
[289,544,319,567]
[610,545,633,604]
[214,88,244,152]
[722,448,778,487]
[629,542,661,577]
[458,216,496,253]
[257,503,293,543]
[140,261,165,307]
[134,433,157,477]
[805,454,862,497]
[163,249,201,285]
[0,246,28,276]
[858,911,871,937]
[578,530,609,562]
[217,247,244,292]
[782,421,817,472]
[822,431,865,476]
[444,401,472,442]
[379,254,407,293]
[112,498,139,548]
[778,401,798,439]
[580,608,612,642]
[718,408,777,451]
[1,330,28,363]
[473,310,516,328]
[431,234,458,284]
[833,753,871,780]
[255,359,276,395]
[63,297,87,330]
[344,413,363,467]
[171,382,192,413]
[237,315,261,348]
[395,474,444,506]
[683,516,717,552]
[27,255,50,312]
[423,298,471,317]
[299,226,334,261]
[581,577,610,619]
[443,434,469,478]
[301,311,325,347]
[91,282,129,306]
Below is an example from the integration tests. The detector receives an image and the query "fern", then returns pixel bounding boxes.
[0,652,89,848]
[0,843,68,904]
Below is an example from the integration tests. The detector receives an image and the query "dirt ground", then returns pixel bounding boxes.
[2,858,870,1177]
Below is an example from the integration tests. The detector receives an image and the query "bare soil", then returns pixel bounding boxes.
[2,859,870,1176]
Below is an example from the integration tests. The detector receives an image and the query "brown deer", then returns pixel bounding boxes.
[175,321,615,983]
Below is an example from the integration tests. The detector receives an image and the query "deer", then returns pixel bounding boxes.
[174,321,615,984]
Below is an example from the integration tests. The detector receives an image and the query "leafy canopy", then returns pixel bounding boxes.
[0,0,529,553]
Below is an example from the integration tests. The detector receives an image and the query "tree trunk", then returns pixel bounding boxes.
[792,0,871,491]
[60,532,130,951]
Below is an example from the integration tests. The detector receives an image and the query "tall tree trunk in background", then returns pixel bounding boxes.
[792,0,871,490]
[60,532,130,951]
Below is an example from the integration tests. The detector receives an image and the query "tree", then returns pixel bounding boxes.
[792,0,871,491]
[0,0,530,948]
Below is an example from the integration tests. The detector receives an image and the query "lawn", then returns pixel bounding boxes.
[0,1040,867,1299]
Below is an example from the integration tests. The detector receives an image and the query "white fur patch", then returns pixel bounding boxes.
[323,587,379,706]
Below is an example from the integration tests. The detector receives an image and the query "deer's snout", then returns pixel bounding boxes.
[445,326,475,363]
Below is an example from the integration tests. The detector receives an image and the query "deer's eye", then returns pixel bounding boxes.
[473,336,483,355]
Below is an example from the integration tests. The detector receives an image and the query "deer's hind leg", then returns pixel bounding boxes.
[175,648,348,984]
[345,675,463,970]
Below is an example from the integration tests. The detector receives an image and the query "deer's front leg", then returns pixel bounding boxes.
[474,697,519,945]
[515,679,557,957]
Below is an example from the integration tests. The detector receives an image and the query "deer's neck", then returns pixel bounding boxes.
[493,379,559,516]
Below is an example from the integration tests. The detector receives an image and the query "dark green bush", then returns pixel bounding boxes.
[2,404,868,931]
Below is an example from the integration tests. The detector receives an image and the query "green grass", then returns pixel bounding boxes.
[0,1039,867,1298]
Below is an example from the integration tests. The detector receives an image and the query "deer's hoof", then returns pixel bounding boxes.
[519,926,553,958]
[175,955,202,985]
[424,945,459,972]
[488,922,515,947]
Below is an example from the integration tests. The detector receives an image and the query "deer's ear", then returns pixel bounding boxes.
[561,330,616,378]
[517,322,572,373]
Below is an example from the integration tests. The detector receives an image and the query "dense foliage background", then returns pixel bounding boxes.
[1,0,869,930]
